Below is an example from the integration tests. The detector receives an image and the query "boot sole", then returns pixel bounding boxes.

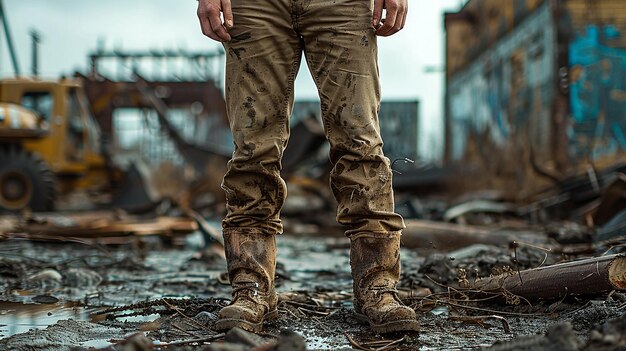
[355,312,420,334]
[215,309,278,333]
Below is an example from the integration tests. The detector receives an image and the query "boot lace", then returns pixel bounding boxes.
[369,286,399,296]
[232,280,269,303]
[361,286,402,310]
[231,280,272,313]
[233,281,260,295]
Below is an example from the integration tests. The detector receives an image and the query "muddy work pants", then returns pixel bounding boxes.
[221,0,405,237]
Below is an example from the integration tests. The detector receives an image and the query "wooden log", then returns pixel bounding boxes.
[401,220,550,250]
[465,254,626,301]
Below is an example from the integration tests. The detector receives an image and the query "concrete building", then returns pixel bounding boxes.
[444,0,626,193]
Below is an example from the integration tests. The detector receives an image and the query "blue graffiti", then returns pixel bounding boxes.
[569,25,626,159]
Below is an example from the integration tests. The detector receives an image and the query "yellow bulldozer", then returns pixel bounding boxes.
[0,3,192,214]
[0,78,113,212]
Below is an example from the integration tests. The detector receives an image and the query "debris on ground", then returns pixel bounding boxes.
[2,165,626,350]
[2,211,197,239]
[2,0,625,348]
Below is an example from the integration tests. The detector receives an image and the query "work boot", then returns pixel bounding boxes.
[216,228,278,333]
[350,232,420,333]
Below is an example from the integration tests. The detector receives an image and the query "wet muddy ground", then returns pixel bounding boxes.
[1,227,625,350]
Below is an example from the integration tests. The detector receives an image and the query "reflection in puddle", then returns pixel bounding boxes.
[0,301,89,337]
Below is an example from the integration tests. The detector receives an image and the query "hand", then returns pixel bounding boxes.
[197,0,233,42]
[372,0,408,37]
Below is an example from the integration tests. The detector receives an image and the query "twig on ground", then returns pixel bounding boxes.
[449,315,511,334]
[170,322,197,338]
[297,307,331,317]
[511,242,524,286]
[344,333,405,351]
[157,333,224,347]
[279,307,302,320]
[375,337,405,351]
[283,299,343,310]
[344,332,372,351]
[162,299,208,331]
[422,298,545,317]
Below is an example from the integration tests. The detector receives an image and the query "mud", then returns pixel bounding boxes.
[1,230,625,350]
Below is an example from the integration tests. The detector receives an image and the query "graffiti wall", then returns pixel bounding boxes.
[443,0,626,194]
[569,25,626,161]
[447,2,556,162]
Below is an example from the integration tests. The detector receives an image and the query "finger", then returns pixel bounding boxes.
[388,3,406,35]
[400,2,407,30]
[221,0,233,30]
[197,4,221,42]
[209,11,231,41]
[200,15,222,42]
[372,0,384,28]
[376,1,398,36]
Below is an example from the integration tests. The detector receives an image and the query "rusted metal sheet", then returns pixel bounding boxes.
[444,0,626,196]
[292,100,419,161]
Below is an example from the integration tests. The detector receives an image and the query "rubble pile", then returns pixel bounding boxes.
[1,157,626,350]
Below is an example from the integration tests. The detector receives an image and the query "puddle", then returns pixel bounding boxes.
[3,235,620,350]
[306,336,343,350]
[294,327,350,350]
[0,301,90,338]
[80,338,114,349]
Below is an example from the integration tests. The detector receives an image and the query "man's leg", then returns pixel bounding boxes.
[217,0,301,332]
[298,0,419,333]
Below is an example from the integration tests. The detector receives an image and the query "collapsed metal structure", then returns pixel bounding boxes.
[81,48,228,148]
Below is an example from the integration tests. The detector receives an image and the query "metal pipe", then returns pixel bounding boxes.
[0,0,21,75]
[30,29,40,76]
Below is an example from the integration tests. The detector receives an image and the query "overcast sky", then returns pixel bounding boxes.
[2,0,464,159]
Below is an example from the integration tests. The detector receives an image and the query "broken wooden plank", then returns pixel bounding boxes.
[186,210,224,246]
[464,254,626,301]
[6,212,197,239]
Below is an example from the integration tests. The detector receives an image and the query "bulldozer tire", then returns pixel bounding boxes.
[0,146,56,213]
